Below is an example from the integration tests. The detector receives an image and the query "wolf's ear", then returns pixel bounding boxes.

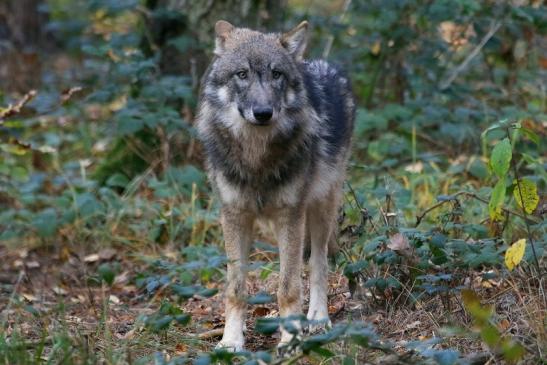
[281,21,308,60]
[214,20,234,55]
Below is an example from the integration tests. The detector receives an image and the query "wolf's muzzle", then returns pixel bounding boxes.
[252,106,273,125]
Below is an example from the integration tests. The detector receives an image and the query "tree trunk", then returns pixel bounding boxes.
[0,0,51,92]
[144,0,287,76]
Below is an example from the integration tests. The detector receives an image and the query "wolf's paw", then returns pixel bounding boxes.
[215,339,244,352]
[276,340,300,358]
[304,318,332,335]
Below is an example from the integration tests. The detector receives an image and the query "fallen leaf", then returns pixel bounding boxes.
[26,261,40,269]
[388,232,410,251]
[59,246,71,262]
[99,248,117,260]
[253,307,271,317]
[53,286,68,295]
[175,343,188,354]
[498,318,510,332]
[84,253,100,263]
[405,161,423,173]
[14,259,24,268]
[117,328,136,340]
[22,293,38,302]
[113,271,130,286]
[18,249,29,259]
[406,320,421,330]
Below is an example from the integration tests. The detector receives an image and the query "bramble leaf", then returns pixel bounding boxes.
[488,179,506,221]
[513,179,539,214]
[505,239,526,271]
[521,127,539,145]
[490,138,512,178]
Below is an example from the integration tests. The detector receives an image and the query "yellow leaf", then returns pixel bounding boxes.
[513,179,539,214]
[505,239,526,271]
[371,41,381,55]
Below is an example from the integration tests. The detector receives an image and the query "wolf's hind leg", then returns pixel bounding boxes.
[306,188,341,329]
[217,208,253,352]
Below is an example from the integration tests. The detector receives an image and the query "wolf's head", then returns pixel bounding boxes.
[200,20,309,132]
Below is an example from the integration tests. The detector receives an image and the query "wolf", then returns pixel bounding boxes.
[196,20,355,351]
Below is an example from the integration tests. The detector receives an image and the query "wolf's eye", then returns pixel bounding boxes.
[236,71,247,79]
[272,70,282,79]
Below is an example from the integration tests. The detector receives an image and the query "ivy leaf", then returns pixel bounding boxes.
[255,317,280,335]
[513,179,539,214]
[106,173,129,188]
[174,313,191,326]
[490,138,512,178]
[505,238,526,271]
[98,263,116,286]
[247,292,274,305]
[197,287,218,298]
[488,179,506,221]
[433,350,459,365]
[150,315,173,331]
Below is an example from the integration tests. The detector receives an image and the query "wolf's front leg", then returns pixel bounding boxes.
[217,208,253,352]
[275,207,306,347]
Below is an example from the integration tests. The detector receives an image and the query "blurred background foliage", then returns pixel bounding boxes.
[0,0,546,363]
[1,0,544,243]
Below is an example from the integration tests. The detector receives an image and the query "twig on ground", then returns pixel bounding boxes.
[346,181,380,234]
[196,328,224,340]
[0,90,37,121]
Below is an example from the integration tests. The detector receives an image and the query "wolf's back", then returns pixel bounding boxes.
[300,60,355,158]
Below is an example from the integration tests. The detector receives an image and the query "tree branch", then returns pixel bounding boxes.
[0,90,37,121]
[415,191,540,227]
[439,21,501,90]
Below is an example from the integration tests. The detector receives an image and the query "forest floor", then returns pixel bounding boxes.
[1,241,544,364]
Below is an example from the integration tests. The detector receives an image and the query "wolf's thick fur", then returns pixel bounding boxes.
[196,20,355,351]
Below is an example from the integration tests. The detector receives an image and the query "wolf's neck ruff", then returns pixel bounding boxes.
[202,108,317,191]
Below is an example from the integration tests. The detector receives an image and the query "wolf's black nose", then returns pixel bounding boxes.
[253,106,273,123]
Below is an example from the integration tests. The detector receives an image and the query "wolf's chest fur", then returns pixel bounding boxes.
[206,118,317,210]
[209,119,313,182]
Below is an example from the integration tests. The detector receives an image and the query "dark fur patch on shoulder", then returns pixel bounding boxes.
[300,61,355,158]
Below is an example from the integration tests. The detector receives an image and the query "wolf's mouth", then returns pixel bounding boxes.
[248,119,273,126]
[238,106,273,126]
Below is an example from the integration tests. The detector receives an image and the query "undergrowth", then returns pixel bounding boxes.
[1,0,545,364]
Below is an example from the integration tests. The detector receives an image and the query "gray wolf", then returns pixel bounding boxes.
[196,20,355,351]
